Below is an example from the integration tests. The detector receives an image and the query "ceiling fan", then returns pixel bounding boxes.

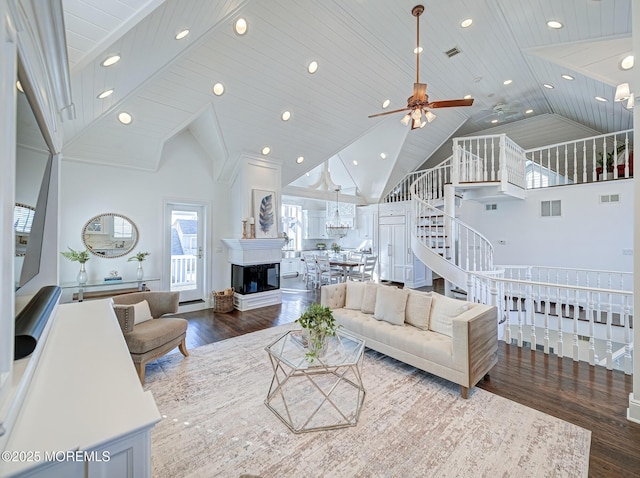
[473,100,523,125]
[368,5,474,130]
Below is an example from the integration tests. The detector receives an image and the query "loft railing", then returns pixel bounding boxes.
[452,134,527,189]
[468,270,633,374]
[525,129,633,188]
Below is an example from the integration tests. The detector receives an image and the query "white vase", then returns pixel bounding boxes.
[136,262,144,280]
[77,263,88,285]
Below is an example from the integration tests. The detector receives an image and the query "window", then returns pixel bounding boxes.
[541,200,561,217]
[281,204,303,250]
[485,203,497,211]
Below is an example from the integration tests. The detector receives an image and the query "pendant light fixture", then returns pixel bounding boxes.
[326,188,350,238]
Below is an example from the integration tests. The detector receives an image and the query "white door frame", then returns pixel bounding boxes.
[164,200,207,304]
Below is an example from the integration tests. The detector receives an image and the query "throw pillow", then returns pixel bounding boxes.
[405,290,432,330]
[429,292,468,337]
[345,281,366,310]
[360,282,379,314]
[132,300,153,325]
[373,286,409,326]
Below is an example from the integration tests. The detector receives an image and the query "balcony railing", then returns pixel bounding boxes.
[171,254,197,290]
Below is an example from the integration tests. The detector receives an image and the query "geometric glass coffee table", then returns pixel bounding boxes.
[264,329,366,433]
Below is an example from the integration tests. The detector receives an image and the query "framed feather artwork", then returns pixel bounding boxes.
[252,189,278,238]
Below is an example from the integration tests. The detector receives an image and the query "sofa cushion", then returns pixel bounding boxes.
[373,286,409,326]
[345,281,366,310]
[405,290,432,330]
[131,300,153,324]
[429,292,469,337]
[360,282,379,314]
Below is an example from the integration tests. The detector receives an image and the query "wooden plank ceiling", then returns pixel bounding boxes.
[59,0,634,203]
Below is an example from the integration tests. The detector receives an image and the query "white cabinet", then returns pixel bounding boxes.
[281,258,302,276]
[303,210,328,239]
[356,206,376,240]
[378,216,409,283]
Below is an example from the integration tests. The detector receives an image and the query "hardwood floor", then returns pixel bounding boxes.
[173,287,640,477]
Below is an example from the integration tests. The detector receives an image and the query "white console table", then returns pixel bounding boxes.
[0,299,160,478]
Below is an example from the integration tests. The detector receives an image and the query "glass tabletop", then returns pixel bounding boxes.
[265,329,365,370]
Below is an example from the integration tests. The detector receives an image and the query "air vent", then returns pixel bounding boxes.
[485,203,497,211]
[541,200,561,217]
[600,194,620,203]
[444,47,461,58]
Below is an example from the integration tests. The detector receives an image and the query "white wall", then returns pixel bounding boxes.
[458,179,634,272]
[59,130,231,294]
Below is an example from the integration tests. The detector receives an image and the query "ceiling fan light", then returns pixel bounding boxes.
[425,110,436,123]
[420,121,427,128]
[615,83,631,102]
[400,114,411,126]
[412,117,421,129]
[411,108,422,120]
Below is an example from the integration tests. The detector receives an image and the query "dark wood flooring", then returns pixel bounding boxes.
[174,287,640,477]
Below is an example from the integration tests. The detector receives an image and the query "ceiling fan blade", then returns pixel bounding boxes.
[368,107,411,119]
[428,98,474,108]
[413,83,427,102]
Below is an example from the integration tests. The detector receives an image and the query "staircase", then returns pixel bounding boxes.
[382,129,635,373]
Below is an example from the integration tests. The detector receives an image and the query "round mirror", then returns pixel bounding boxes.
[82,213,139,258]
[14,203,35,257]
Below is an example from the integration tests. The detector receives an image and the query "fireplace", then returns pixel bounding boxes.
[231,263,280,295]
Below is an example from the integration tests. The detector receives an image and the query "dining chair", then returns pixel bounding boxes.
[350,255,377,282]
[316,256,344,286]
[301,252,319,288]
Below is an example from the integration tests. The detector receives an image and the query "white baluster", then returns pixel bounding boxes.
[505,283,512,344]
[588,290,596,366]
[557,286,564,358]
[572,143,577,184]
[605,292,613,370]
[517,283,524,347]
[582,141,587,184]
[572,289,580,362]
[543,286,550,354]
[623,294,632,374]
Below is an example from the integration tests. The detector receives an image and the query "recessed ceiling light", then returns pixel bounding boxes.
[380,153,387,159]
[16,80,23,93]
[490,119,499,124]
[175,29,190,40]
[306,173,310,177]
[463,94,472,99]
[212,83,225,95]
[296,156,304,164]
[620,55,634,70]
[307,61,318,74]
[546,20,563,29]
[234,18,248,35]
[543,83,555,89]
[561,74,575,80]
[503,79,512,85]
[414,46,423,54]
[595,96,608,102]
[97,88,114,99]
[281,111,291,121]
[382,99,391,108]
[525,109,533,114]
[261,146,271,155]
[101,54,121,67]
[117,112,132,124]
[460,18,473,28]
[353,160,358,166]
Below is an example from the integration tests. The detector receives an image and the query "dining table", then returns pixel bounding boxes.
[301,256,363,282]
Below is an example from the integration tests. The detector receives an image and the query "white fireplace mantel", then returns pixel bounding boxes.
[221,238,285,266]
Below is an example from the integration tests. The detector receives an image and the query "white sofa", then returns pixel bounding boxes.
[320,281,498,398]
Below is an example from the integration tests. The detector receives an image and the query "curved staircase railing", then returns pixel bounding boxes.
[410,165,495,292]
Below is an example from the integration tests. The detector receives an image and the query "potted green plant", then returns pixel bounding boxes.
[295,303,339,361]
[60,247,91,284]
[128,251,150,280]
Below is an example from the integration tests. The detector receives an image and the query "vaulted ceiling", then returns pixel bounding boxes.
[60,0,634,204]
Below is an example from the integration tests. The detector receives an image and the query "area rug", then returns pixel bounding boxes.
[145,325,590,478]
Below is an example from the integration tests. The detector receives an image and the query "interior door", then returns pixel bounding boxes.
[166,203,205,303]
